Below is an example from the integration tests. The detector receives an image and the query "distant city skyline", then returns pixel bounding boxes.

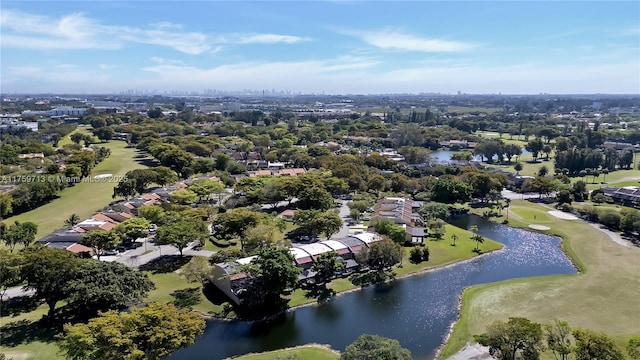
[1,1,639,95]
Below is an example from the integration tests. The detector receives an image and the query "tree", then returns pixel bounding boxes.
[526,138,544,162]
[545,320,573,360]
[160,149,194,178]
[475,317,544,360]
[538,165,549,177]
[341,334,412,360]
[115,217,150,244]
[2,221,38,251]
[451,232,459,246]
[368,238,403,275]
[138,205,166,224]
[0,193,12,219]
[527,176,557,198]
[312,251,345,285]
[93,127,115,142]
[628,337,640,360]
[190,179,224,203]
[313,210,342,239]
[212,208,262,246]
[82,230,120,260]
[67,260,155,317]
[297,186,334,211]
[70,132,85,144]
[112,178,137,199]
[470,224,484,252]
[153,166,178,187]
[573,329,624,360]
[420,202,451,220]
[21,247,81,318]
[64,213,81,228]
[240,246,301,313]
[243,224,280,253]
[367,174,387,195]
[374,219,407,244]
[0,249,22,301]
[430,178,472,204]
[155,217,208,255]
[68,151,97,178]
[58,303,205,360]
[514,162,523,174]
[170,189,199,205]
[180,256,211,284]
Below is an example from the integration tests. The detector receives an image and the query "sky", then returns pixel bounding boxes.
[1,1,639,95]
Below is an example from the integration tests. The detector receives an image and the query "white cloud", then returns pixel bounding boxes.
[1,9,312,54]
[237,33,312,44]
[344,28,478,53]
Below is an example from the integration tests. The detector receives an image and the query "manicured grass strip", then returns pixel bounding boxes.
[442,200,640,358]
[229,344,340,360]
[4,141,147,239]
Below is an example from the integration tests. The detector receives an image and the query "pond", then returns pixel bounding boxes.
[428,149,531,163]
[171,216,576,360]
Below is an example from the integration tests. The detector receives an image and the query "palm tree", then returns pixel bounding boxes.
[602,168,609,183]
[451,233,459,247]
[505,198,511,221]
[64,213,81,228]
[470,225,484,253]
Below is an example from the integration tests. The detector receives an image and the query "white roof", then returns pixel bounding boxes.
[76,219,107,226]
[352,232,382,245]
[322,240,349,251]
[289,247,312,260]
[298,243,333,256]
[236,256,257,265]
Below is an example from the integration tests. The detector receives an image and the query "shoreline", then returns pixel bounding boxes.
[202,246,506,322]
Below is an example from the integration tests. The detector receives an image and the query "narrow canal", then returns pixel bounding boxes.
[171,215,577,360]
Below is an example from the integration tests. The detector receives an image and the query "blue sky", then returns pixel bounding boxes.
[1,1,639,94]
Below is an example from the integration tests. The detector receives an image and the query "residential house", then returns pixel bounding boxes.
[368,197,426,244]
[211,233,382,304]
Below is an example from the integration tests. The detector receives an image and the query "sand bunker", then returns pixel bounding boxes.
[94,174,113,179]
[529,224,551,230]
[548,211,578,220]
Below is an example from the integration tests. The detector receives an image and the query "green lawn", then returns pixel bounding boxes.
[441,200,640,358]
[0,302,64,360]
[57,126,93,146]
[3,140,148,240]
[229,345,339,360]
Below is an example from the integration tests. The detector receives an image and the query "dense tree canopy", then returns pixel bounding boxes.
[341,334,412,360]
[67,260,155,316]
[475,317,544,360]
[58,303,205,360]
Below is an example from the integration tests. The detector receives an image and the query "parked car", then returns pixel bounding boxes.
[100,249,119,256]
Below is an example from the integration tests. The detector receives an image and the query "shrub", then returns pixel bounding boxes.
[560,203,573,213]
[410,247,423,263]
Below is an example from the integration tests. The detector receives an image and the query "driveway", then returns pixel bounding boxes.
[333,200,355,239]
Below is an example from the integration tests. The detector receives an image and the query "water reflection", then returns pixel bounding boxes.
[171,216,576,360]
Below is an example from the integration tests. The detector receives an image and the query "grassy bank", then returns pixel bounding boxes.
[441,200,640,358]
[3,140,148,239]
[228,344,339,360]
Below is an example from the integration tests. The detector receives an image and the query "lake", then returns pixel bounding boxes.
[171,216,576,360]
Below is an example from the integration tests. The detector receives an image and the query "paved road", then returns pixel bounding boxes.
[2,286,35,300]
[334,200,358,239]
